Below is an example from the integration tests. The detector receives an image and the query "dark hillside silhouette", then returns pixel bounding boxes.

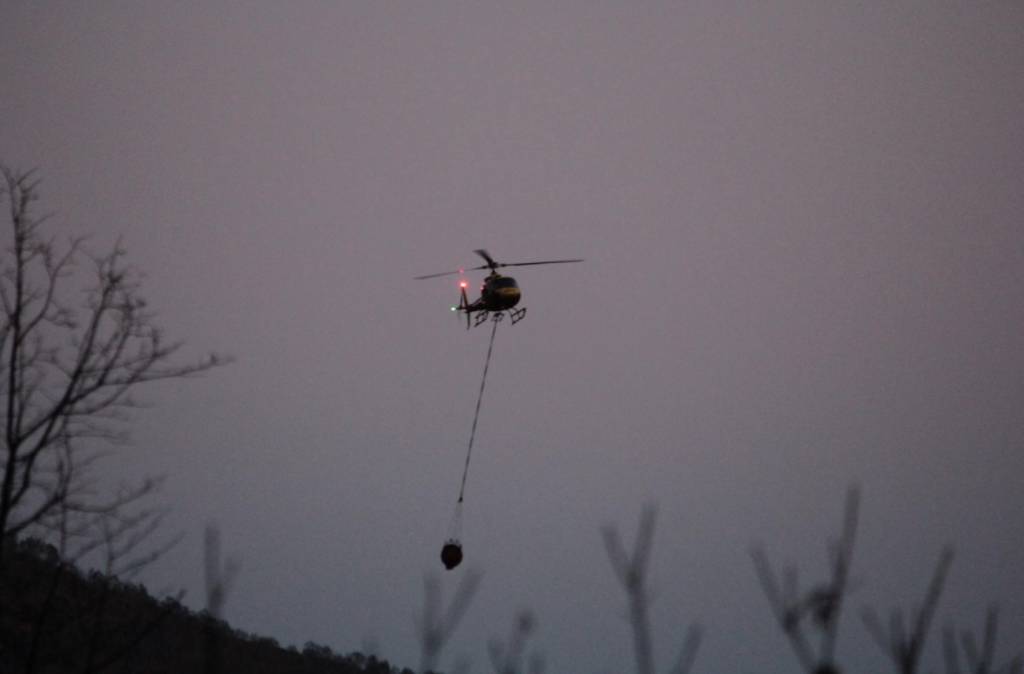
[0,536,415,674]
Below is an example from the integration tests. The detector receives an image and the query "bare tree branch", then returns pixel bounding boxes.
[669,624,703,674]
[751,485,860,674]
[603,504,657,674]
[203,523,240,674]
[204,524,240,620]
[943,606,1022,674]
[417,569,482,674]
[861,546,954,674]
[603,504,702,674]
[488,610,539,674]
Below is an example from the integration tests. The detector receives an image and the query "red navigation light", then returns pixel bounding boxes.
[459,280,468,289]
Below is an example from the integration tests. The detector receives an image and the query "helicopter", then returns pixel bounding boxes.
[415,249,583,328]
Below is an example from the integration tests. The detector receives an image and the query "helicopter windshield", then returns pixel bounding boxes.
[490,277,518,289]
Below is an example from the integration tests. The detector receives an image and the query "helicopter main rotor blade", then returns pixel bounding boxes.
[496,258,584,268]
[414,264,491,280]
[473,249,498,269]
[414,270,462,280]
[415,253,583,279]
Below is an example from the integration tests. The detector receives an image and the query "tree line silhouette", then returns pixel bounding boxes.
[0,535,414,674]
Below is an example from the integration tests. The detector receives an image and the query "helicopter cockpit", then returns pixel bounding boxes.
[487,276,519,289]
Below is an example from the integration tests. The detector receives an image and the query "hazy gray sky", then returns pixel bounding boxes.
[3,3,1023,673]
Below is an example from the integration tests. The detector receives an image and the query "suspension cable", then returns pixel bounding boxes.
[457,316,500,504]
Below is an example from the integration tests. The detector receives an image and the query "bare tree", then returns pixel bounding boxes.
[860,546,954,674]
[0,166,225,570]
[751,486,860,674]
[416,569,482,674]
[488,609,545,674]
[204,524,240,621]
[203,523,240,674]
[0,166,225,673]
[943,606,1022,674]
[602,504,703,674]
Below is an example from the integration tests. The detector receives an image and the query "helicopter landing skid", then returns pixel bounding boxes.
[471,308,525,328]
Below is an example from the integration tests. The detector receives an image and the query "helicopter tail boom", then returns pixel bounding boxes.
[458,282,470,329]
